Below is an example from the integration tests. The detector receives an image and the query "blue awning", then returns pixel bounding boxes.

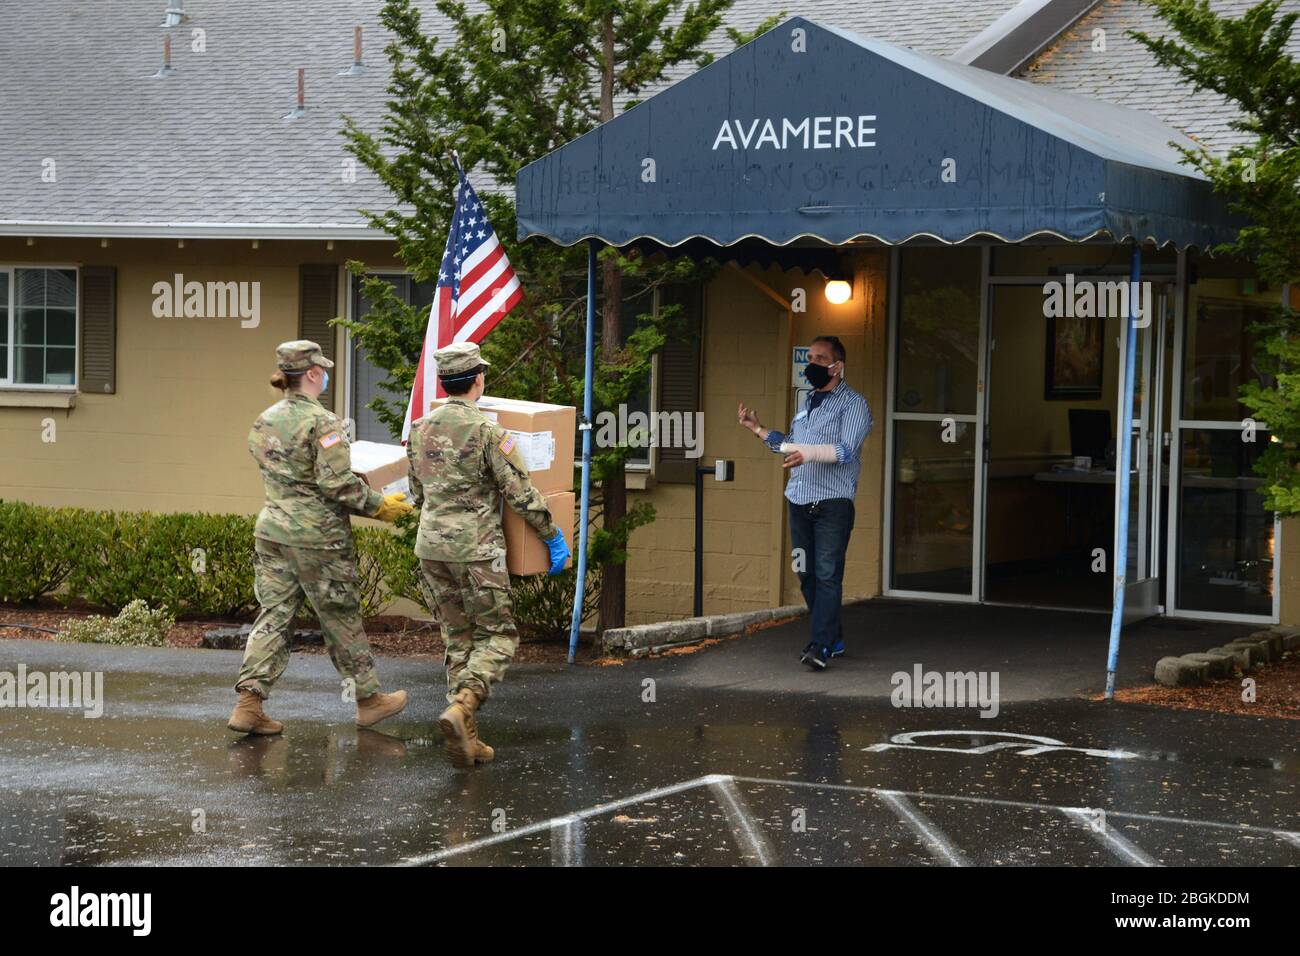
[516,17,1241,250]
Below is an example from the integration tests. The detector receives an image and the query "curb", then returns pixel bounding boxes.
[1153,624,1295,688]
[603,604,806,657]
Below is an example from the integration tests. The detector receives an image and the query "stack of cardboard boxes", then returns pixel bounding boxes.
[352,397,576,575]
[428,396,576,575]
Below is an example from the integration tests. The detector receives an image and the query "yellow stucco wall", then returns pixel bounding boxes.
[0,236,398,514]
[623,253,889,625]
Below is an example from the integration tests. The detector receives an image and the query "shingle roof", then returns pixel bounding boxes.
[0,0,1020,234]
[1019,0,1300,154]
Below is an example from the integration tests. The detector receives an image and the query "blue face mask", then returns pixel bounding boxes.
[321,370,330,393]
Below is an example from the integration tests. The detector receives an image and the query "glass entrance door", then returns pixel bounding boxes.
[1113,279,1168,623]
[884,246,986,600]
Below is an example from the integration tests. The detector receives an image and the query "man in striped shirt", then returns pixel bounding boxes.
[738,335,873,670]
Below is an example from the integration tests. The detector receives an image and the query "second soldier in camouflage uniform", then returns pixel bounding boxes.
[406,341,570,766]
[228,340,414,736]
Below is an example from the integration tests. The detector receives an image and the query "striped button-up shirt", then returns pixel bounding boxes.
[764,380,873,505]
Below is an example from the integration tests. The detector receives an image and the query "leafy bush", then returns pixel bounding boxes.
[67,511,257,618]
[510,566,600,641]
[0,501,87,603]
[57,599,174,647]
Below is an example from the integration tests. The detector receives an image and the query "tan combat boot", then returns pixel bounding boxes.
[227,689,284,735]
[439,687,491,767]
[356,689,408,728]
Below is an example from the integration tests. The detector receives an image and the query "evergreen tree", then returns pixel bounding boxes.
[1134,0,1300,514]
[341,1,780,629]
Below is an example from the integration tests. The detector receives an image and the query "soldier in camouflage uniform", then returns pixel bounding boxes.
[228,340,414,736]
[407,341,571,766]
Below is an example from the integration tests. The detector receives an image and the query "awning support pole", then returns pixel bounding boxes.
[1104,241,1142,699]
[568,238,598,664]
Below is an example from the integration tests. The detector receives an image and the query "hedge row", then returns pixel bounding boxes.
[0,501,591,638]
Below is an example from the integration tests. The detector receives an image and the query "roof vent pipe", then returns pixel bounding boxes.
[161,1,187,28]
[284,68,306,119]
[151,36,176,78]
[339,26,366,75]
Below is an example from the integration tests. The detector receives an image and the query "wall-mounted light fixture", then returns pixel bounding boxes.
[824,278,852,304]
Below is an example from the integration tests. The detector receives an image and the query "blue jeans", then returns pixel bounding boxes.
[788,498,855,649]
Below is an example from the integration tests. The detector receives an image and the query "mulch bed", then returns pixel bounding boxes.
[1105,651,1300,720]
[0,602,602,665]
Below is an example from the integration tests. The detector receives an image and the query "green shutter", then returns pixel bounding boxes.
[655,283,703,483]
[299,265,339,401]
[79,266,116,394]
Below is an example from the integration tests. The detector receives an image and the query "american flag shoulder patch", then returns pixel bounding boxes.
[319,431,342,449]
[498,435,515,456]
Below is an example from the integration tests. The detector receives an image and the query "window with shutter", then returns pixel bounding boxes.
[79,266,114,394]
[299,264,339,402]
[655,282,703,483]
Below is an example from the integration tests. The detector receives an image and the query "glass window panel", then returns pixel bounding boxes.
[17,308,44,345]
[16,269,45,307]
[45,347,75,385]
[1176,427,1273,616]
[46,269,77,308]
[895,247,982,415]
[890,419,976,594]
[16,346,44,384]
[47,308,76,346]
[0,346,7,380]
[1182,298,1266,421]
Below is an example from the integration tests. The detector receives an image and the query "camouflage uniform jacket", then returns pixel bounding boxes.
[248,392,382,550]
[406,397,558,561]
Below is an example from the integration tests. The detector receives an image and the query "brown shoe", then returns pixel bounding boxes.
[356,689,408,728]
[227,689,283,735]
[439,687,483,768]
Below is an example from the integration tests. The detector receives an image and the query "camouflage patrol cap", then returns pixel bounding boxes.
[435,341,491,378]
[276,340,334,372]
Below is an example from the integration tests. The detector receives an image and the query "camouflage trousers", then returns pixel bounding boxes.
[418,558,519,705]
[236,538,381,700]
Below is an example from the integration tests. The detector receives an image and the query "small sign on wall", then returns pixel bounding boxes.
[792,346,810,387]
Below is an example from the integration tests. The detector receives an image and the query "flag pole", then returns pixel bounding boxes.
[568,239,597,664]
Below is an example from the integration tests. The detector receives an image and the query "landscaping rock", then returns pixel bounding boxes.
[200,625,323,651]
[1222,641,1267,668]
[1180,652,1233,679]
[1154,655,1207,687]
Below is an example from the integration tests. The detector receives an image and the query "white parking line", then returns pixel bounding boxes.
[709,775,775,867]
[876,791,967,867]
[398,774,718,866]
[1060,807,1160,867]
[400,773,1298,866]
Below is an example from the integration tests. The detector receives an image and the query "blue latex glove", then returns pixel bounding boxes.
[543,530,571,576]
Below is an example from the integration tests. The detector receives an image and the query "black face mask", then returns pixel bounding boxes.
[804,362,832,389]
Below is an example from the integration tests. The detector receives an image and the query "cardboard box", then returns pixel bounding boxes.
[350,440,410,497]
[503,490,575,575]
[429,395,576,494]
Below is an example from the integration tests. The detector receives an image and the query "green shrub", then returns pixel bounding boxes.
[0,501,87,603]
[510,566,600,641]
[57,599,174,647]
[66,511,257,618]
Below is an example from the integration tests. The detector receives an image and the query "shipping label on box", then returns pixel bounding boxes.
[429,395,575,494]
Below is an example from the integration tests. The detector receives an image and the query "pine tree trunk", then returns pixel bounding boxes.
[597,12,627,633]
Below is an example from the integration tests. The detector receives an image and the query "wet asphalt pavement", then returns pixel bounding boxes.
[0,600,1296,867]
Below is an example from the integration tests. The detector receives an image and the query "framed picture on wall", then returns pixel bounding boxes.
[1044,314,1104,400]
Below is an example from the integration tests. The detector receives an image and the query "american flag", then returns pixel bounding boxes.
[401,165,522,442]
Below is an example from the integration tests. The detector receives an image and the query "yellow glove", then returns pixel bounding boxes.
[372,491,414,522]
